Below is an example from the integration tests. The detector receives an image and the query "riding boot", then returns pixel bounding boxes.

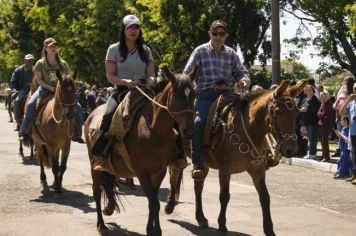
[71,124,85,144]
[172,125,189,169]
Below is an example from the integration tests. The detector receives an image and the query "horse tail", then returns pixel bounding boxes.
[42,144,52,167]
[100,171,124,214]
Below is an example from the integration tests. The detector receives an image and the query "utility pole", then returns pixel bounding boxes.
[271,0,281,84]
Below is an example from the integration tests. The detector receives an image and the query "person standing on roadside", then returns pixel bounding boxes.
[339,81,356,185]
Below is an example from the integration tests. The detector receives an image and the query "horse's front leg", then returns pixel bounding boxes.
[248,169,275,236]
[165,165,182,214]
[51,150,61,194]
[19,140,24,157]
[194,167,209,227]
[139,170,166,236]
[58,144,71,190]
[218,169,231,232]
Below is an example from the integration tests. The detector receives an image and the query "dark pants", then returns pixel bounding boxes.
[319,125,332,160]
[99,86,128,133]
[350,136,356,177]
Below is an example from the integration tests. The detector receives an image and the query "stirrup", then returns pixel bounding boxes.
[192,168,205,180]
[173,158,190,169]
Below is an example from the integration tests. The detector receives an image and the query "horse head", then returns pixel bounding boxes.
[266,80,307,157]
[55,70,77,120]
[161,65,197,139]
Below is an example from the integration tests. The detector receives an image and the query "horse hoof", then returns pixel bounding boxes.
[54,193,64,199]
[97,223,108,232]
[103,207,114,216]
[198,220,209,228]
[164,203,175,214]
[218,225,228,232]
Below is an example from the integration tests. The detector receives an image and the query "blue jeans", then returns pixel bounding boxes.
[14,89,28,123]
[306,125,318,155]
[19,86,83,137]
[192,90,221,166]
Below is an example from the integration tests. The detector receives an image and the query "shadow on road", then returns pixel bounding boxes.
[168,219,251,236]
[99,222,145,236]
[119,185,170,202]
[30,188,95,213]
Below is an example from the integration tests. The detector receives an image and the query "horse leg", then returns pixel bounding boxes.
[58,145,70,191]
[194,168,209,227]
[30,144,34,159]
[218,169,231,232]
[92,171,108,231]
[248,169,275,236]
[19,140,24,157]
[139,171,165,236]
[165,165,182,214]
[51,150,62,194]
[36,144,48,192]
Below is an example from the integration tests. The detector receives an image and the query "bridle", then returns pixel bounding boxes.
[134,84,195,121]
[266,97,298,144]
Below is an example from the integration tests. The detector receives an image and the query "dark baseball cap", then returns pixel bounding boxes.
[210,20,228,32]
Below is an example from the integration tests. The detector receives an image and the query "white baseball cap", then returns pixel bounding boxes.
[123,14,140,28]
[24,54,34,60]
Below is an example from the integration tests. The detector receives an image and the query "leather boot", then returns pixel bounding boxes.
[91,131,109,156]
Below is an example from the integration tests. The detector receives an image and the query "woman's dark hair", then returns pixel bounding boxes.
[118,23,148,63]
[345,76,354,95]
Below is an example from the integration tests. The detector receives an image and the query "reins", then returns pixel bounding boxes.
[134,84,194,120]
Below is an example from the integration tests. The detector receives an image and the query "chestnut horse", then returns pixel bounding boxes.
[84,66,196,236]
[31,71,78,195]
[169,80,307,235]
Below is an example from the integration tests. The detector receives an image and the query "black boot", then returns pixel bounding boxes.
[91,131,109,156]
[72,136,85,144]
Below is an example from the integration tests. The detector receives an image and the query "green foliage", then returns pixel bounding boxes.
[284,0,356,77]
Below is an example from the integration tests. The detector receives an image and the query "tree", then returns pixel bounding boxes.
[284,0,356,77]
[134,0,272,70]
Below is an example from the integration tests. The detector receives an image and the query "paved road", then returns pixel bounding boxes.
[0,106,355,236]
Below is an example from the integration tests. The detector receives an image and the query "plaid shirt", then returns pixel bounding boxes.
[183,41,250,93]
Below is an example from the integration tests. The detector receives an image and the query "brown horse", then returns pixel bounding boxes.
[169,80,306,235]
[31,71,78,195]
[84,66,197,236]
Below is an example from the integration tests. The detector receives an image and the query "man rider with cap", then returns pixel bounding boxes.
[10,54,35,131]
[183,20,250,179]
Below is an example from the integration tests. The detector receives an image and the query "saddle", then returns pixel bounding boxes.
[203,92,242,149]
[92,89,151,174]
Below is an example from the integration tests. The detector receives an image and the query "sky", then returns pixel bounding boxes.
[279,14,330,72]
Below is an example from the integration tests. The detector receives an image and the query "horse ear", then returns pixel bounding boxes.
[186,66,199,81]
[72,70,77,80]
[56,69,63,82]
[273,80,289,98]
[287,80,308,97]
[161,64,176,84]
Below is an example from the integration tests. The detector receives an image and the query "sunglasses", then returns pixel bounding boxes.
[126,24,140,31]
[212,31,226,37]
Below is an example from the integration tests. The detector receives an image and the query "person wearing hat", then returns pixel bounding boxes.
[19,37,85,143]
[10,53,35,130]
[183,19,250,179]
[90,14,155,156]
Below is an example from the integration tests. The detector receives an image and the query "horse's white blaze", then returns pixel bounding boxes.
[184,87,190,98]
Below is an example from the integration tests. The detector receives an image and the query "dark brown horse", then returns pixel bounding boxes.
[84,66,197,236]
[168,80,307,235]
[17,80,38,159]
[31,71,78,195]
